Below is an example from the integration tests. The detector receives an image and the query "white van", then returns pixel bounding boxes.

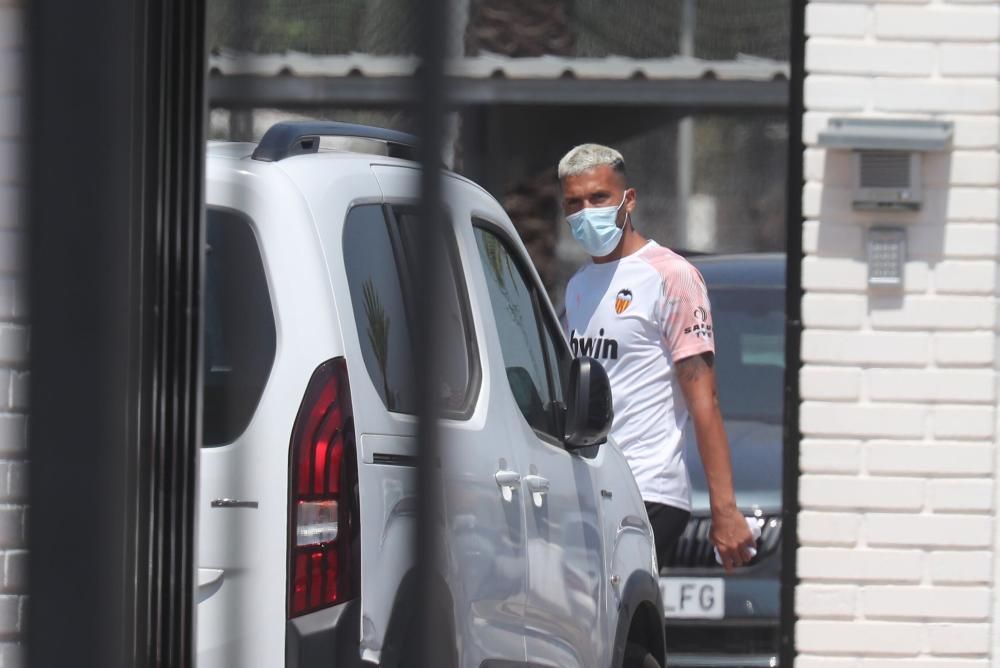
[197,122,665,668]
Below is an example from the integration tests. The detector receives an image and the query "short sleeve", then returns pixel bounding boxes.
[660,262,715,362]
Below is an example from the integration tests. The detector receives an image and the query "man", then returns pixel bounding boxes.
[559,143,754,572]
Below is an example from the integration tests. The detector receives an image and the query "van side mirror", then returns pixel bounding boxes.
[564,357,614,450]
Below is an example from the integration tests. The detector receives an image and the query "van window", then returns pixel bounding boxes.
[343,205,480,417]
[343,205,417,413]
[203,207,277,446]
[391,207,479,416]
[474,225,561,438]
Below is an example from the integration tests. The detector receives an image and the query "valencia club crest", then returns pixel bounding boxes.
[614,289,633,314]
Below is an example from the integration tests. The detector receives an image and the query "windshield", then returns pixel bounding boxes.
[711,287,785,424]
[684,284,785,505]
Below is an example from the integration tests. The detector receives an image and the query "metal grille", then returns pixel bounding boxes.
[665,515,782,569]
[859,150,911,189]
[666,622,780,656]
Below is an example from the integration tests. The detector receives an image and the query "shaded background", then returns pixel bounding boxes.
[205,0,789,308]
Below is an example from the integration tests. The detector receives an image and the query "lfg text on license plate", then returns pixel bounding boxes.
[660,577,725,619]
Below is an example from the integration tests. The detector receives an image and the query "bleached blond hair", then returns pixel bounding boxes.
[557,143,627,181]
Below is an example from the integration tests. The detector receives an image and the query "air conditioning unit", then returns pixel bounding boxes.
[852,150,921,211]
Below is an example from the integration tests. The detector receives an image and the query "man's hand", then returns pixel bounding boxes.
[711,505,755,572]
[675,352,752,573]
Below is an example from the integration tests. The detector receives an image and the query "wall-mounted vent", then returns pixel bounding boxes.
[852,150,921,211]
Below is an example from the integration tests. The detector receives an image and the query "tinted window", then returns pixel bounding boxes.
[343,205,417,413]
[203,207,277,446]
[343,205,478,416]
[391,207,479,415]
[711,288,785,424]
[540,318,568,408]
[475,226,560,438]
[684,285,784,498]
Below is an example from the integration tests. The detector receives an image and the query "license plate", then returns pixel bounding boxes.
[660,577,725,619]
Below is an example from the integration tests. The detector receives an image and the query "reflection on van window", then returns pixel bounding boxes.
[343,205,416,413]
[343,205,480,416]
[475,226,557,436]
[392,207,478,415]
[203,207,277,446]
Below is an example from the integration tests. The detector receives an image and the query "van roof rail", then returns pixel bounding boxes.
[251,121,419,162]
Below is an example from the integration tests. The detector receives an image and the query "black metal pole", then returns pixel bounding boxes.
[412,0,452,665]
[27,0,205,666]
[780,0,806,666]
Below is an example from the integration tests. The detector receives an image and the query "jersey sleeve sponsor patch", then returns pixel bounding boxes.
[642,250,715,362]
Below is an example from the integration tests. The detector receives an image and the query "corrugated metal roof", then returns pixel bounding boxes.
[208,50,789,82]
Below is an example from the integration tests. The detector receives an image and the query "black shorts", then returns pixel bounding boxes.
[644,502,691,572]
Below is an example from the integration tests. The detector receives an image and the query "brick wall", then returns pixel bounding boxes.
[799,0,999,664]
[0,1,25,666]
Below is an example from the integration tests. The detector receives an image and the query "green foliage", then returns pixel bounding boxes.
[206,0,415,54]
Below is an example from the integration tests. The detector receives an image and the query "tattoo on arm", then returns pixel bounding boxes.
[675,352,715,384]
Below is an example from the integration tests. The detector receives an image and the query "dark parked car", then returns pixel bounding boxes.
[660,253,786,668]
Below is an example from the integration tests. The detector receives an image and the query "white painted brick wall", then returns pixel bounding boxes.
[799,511,864,547]
[926,479,994,513]
[868,296,996,331]
[799,0,1000,664]
[800,475,926,511]
[805,4,870,39]
[802,331,931,366]
[798,548,924,583]
[796,585,859,619]
[940,44,1000,77]
[861,586,992,621]
[931,406,995,440]
[866,442,995,477]
[0,2,25,663]
[800,440,863,475]
[867,369,996,403]
[801,402,928,438]
[932,332,996,366]
[797,620,924,656]
[802,294,868,330]
[932,261,997,294]
[927,624,992,656]
[801,367,863,400]
[833,78,1000,115]
[928,551,993,585]
[873,5,1000,42]
[806,40,936,77]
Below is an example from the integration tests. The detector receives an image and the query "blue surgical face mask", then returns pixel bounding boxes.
[566,193,628,258]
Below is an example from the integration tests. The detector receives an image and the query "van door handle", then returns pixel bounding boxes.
[523,475,549,494]
[524,475,549,508]
[495,470,520,502]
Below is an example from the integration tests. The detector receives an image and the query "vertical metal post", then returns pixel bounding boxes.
[229,109,256,141]
[780,0,807,666]
[413,0,452,666]
[26,2,135,663]
[676,0,696,248]
[27,0,205,666]
[680,0,696,57]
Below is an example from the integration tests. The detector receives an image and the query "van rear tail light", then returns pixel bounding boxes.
[288,358,359,618]
[296,500,339,545]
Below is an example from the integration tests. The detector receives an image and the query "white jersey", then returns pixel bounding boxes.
[564,241,714,510]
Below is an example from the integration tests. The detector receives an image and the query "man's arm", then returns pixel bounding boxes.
[675,351,754,572]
